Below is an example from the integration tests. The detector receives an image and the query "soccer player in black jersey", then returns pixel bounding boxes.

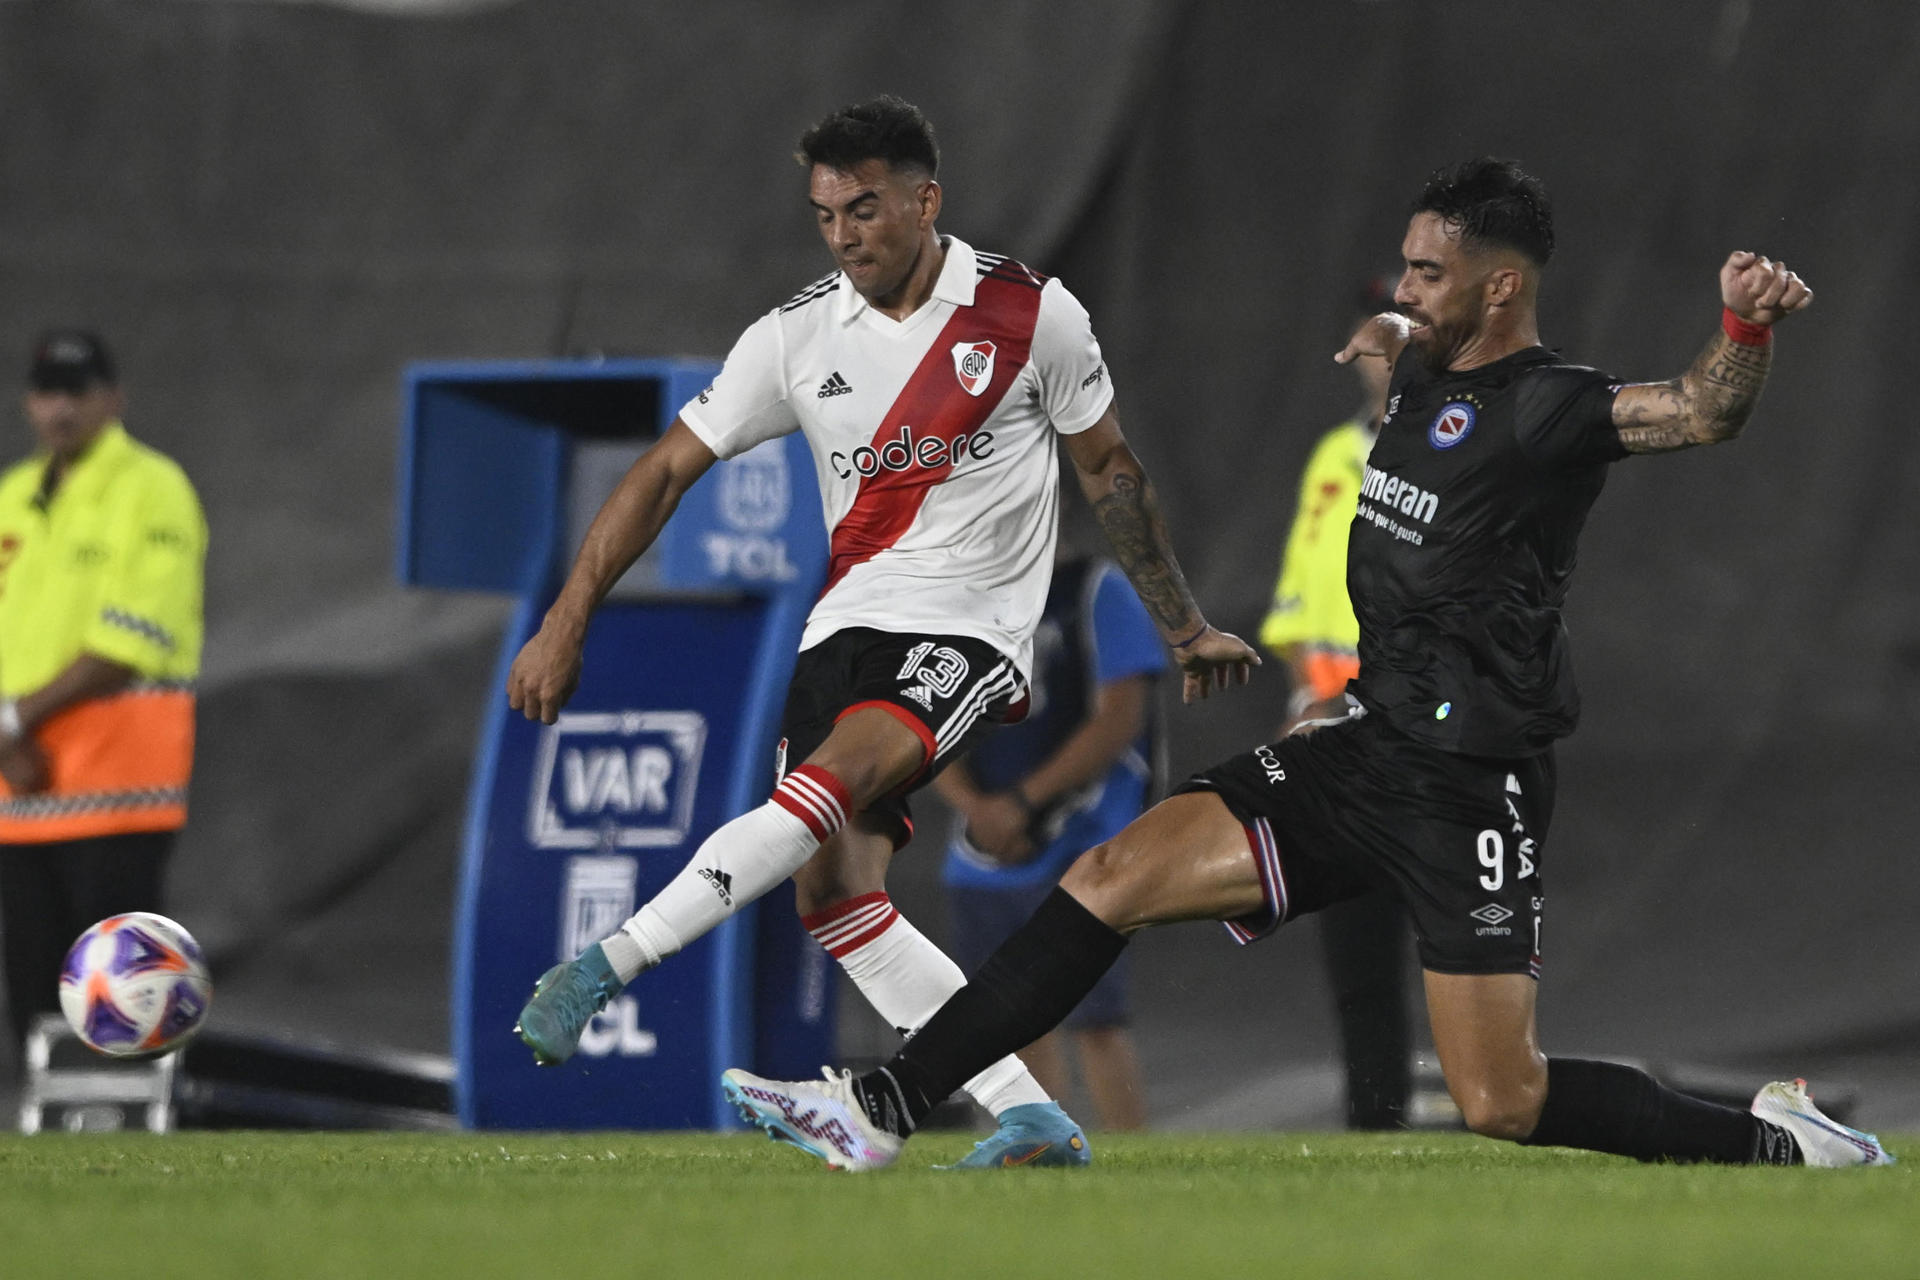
[721,158,1895,1171]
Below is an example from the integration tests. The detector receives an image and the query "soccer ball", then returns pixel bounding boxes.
[58,912,212,1058]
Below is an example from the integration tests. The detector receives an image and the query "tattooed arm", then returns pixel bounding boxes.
[1611,252,1813,454]
[1064,409,1259,702]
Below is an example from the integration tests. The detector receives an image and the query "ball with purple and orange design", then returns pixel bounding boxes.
[58,912,212,1058]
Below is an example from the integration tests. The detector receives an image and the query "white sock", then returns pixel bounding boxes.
[599,764,853,985]
[805,892,1051,1118]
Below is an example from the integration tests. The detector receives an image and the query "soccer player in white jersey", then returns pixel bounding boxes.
[508,96,1257,1166]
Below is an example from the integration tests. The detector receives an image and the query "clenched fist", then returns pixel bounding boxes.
[1721,251,1811,327]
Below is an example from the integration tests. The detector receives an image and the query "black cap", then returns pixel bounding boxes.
[28,330,117,393]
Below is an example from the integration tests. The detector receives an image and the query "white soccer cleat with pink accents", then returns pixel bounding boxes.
[1750,1079,1896,1167]
[722,1066,905,1172]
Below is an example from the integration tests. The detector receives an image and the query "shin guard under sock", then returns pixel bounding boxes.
[859,887,1129,1133]
[1522,1057,1801,1164]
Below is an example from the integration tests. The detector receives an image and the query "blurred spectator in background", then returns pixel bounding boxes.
[0,331,206,1052]
[936,539,1165,1130]
[1258,283,1413,1129]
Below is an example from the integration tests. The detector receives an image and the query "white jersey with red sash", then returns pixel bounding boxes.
[680,236,1114,677]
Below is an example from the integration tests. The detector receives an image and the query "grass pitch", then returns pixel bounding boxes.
[0,1130,1911,1279]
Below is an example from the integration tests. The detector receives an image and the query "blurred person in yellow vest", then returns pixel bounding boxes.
[1261,279,1398,730]
[1258,283,1414,1129]
[0,330,206,1052]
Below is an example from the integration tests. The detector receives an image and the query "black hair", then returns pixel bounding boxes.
[797,95,939,177]
[1413,158,1554,265]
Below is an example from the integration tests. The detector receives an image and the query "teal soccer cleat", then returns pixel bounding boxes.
[941,1101,1092,1169]
[513,943,624,1066]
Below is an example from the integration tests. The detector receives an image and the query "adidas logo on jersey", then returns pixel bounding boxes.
[816,371,853,399]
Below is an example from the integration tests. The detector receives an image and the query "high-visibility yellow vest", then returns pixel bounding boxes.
[1259,419,1373,701]
[0,422,206,841]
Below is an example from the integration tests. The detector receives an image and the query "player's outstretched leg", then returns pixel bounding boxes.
[724,887,1125,1169]
[724,793,1260,1168]
[1750,1079,1896,1167]
[721,1067,905,1172]
[514,763,855,1065]
[1429,973,1897,1167]
[1518,1056,1895,1166]
[792,698,1095,1169]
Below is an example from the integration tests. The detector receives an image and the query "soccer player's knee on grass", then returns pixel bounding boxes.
[1451,1076,1548,1141]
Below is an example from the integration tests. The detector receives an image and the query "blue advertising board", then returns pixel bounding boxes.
[398,359,834,1129]
[457,601,805,1128]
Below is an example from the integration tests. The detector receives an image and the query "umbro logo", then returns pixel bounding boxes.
[699,867,735,906]
[816,371,853,399]
[1469,903,1513,925]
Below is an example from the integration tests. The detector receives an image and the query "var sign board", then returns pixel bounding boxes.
[457,602,791,1129]
[527,711,708,850]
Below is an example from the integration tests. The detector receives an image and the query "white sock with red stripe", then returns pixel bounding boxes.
[804,891,1051,1118]
[599,765,852,984]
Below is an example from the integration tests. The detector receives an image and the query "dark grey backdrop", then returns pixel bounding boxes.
[3,0,1914,1124]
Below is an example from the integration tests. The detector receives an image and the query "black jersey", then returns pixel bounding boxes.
[1346,345,1627,758]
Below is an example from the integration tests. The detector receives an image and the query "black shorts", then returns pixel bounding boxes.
[777,628,1028,848]
[1175,708,1555,977]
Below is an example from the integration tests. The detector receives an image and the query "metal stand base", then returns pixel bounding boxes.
[18,1013,177,1134]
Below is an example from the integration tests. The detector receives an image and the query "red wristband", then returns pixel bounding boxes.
[1722,307,1772,347]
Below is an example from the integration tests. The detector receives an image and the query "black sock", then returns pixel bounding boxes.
[850,1068,915,1138]
[853,888,1129,1136]
[1522,1058,1802,1165]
